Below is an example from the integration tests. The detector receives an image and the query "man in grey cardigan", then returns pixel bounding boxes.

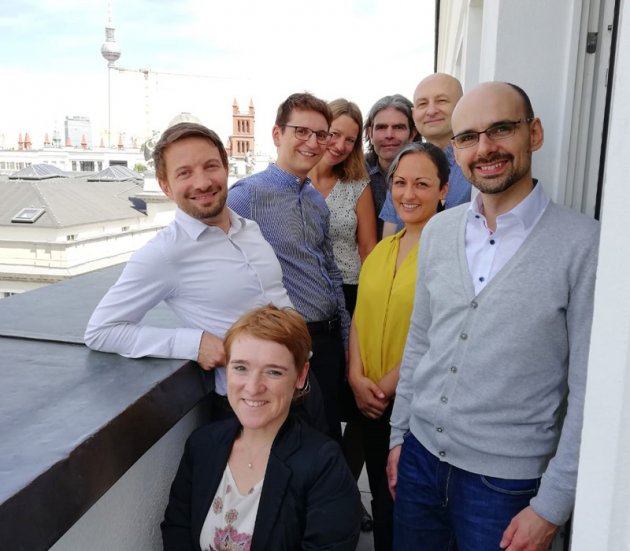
[387,82,599,550]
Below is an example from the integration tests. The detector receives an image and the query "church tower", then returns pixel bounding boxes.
[227,98,255,159]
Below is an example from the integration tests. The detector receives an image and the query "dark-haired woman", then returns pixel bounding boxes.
[349,142,449,550]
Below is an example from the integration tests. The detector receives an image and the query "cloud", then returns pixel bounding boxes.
[0,0,436,154]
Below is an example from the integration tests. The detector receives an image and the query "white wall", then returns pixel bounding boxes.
[437,0,630,547]
[572,2,630,548]
[437,0,590,210]
[50,401,210,551]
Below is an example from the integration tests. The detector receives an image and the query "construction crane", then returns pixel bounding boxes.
[110,66,229,143]
[100,0,229,146]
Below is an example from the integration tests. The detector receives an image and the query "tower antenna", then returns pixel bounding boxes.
[100,0,121,147]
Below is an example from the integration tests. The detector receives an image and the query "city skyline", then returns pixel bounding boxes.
[0,0,435,154]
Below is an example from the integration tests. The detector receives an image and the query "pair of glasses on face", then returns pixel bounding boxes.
[451,118,534,149]
[282,124,332,145]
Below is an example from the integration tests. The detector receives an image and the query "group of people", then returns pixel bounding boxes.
[85,73,599,551]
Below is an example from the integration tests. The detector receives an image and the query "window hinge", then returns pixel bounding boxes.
[586,31,598,54]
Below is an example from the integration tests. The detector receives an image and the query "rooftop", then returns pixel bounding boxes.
[0,172,147,228]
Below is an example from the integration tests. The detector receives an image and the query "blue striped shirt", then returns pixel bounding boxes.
[228,164,350,346]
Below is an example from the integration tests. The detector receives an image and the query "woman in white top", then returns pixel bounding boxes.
[309,98,377,316]
[162,305,360,551]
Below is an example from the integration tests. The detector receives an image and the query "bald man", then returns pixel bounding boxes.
[381,73,472,237]
[387,82,599,550]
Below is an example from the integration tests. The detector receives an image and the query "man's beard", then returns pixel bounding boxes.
[467,153,530,195]
[185,187,227,221]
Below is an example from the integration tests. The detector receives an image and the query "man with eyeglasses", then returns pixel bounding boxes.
[380,73,472,238]
[228,92,350,442]
[387,82,599,550]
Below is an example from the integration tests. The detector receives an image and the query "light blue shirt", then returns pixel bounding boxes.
[85,208,292,394]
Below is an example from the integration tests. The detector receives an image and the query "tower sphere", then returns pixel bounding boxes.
[101,27,121,65]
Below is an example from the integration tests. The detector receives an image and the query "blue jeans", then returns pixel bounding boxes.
[393,432,540,551]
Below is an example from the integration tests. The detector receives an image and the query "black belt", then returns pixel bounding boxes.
[307,317,340,336]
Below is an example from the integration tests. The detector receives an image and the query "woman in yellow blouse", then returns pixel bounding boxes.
[348,142,449,551]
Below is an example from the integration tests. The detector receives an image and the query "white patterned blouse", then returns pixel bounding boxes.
[324,179,369,285]
[199,465,263,551]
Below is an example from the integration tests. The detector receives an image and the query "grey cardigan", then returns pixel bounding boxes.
[390,198,599,525]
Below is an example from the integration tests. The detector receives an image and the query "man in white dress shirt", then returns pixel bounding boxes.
[85,122,293,401]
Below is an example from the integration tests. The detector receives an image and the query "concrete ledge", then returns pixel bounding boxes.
[0,267,213,550]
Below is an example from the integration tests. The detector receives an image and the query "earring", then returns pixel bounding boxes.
[296,374,311,396]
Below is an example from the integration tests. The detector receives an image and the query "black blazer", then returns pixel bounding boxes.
[162,415,361,550]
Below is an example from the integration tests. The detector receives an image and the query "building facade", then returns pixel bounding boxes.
[65,116,92,149]
[0,145,145,174]
[226,98,255,159]
[435,0,629,548]
[0,170,174,297]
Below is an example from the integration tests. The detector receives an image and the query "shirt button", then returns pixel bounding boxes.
[490,239,496,245]
[441,396,448,404]
[439,451,446,457]
[479,277,485,282]
[450,366,458,373]
[460,332,468,340]
[470,301,478,309]
[436,427,444,433]
[475,215,480,219]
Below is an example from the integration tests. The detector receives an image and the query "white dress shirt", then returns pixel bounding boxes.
[465,181,550,295]
[85,208,292,394]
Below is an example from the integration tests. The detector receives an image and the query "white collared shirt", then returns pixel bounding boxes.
[85,208,292,394]
[465,182,550,295]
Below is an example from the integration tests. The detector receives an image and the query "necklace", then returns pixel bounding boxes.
[243,446,270,470]
[236,430,272,470]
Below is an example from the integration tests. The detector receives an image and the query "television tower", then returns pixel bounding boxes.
[100,0,121,147]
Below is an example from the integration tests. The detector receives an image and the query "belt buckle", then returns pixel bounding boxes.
[327,318,338,333]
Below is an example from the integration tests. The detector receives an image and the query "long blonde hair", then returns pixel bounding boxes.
[328,98,369,182]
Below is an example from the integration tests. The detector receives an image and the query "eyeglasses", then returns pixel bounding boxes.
[451,118,534,149]
[282,124,332,145]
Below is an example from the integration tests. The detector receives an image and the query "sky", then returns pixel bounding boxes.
[0,0,435,155]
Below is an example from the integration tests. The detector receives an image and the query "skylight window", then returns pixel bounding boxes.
[9,164,66,180]
[11,208,46,224]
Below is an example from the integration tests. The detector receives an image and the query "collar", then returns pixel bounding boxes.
[268,163,309,190]
[468,179,549,231]
[174,207,246,240]
[365,155,386,177]
[391,227,407,241]
[443,142,456,163]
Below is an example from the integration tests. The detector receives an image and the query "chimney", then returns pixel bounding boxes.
[18,133,24,150]
[25,132,32,150]
[249,98,255,115]
[233,97,239,115]
[81,134,88,149]
[99,136,105,148]
[117,134,124,150]
[65,135,72,147]
[44,132,51,146]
